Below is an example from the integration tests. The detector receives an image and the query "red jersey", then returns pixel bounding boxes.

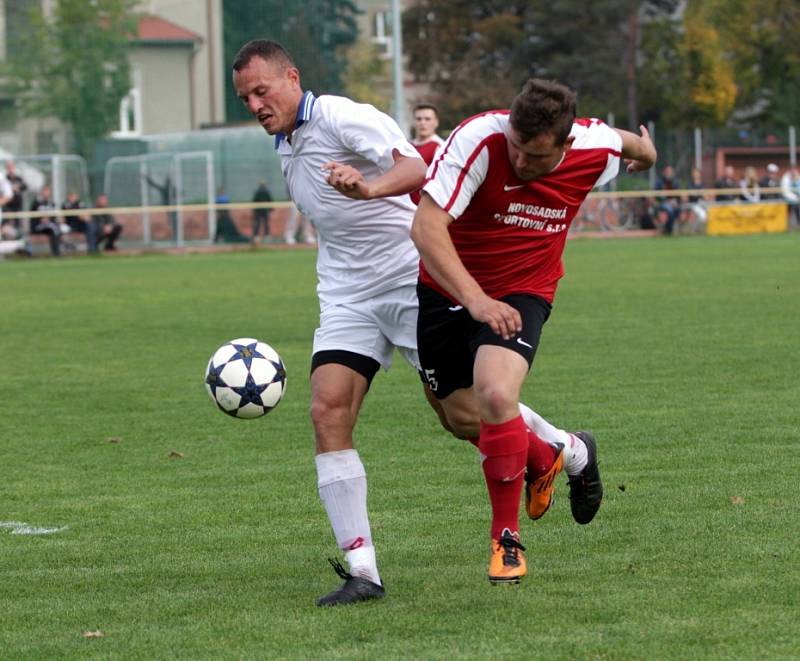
[419,111,621,303]
[414,134,445,165]
[411,135,445,204]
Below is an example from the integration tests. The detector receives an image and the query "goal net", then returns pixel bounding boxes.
[103,151,215,246]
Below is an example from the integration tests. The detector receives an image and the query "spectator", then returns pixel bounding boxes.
[214,187,248,243]
[759,163,781,200]
[62,191,99,254]
[0,167,12,217]
[655,164,681,234]
[683,167,709,228]
[0,169,24,255]
[715,164,738,201]
[251,180,273,244]
[633,196,656,230]
[739,166,761,203]
[283,204,316,245]
[0,220,30,256]
[29,185,62,257]
[2,160,27,232]
[93,194,123,251]
[780,166,800,226]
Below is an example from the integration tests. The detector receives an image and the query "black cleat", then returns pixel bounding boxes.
[568,432,603,524]
[316,558,385,607]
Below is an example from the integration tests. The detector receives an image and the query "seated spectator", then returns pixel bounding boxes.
[780,166,800,226]
[632,196,656,230]
[655,164,681,235]
[30,185,63,257]
[0,220,31,257]
[759,163,781,200]
[63,191,99,254]
[683,167,709,228]
[93,194,123,251]
[739,166,761,202]
[715,165,738,201]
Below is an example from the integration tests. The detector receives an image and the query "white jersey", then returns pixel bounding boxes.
[276,93,422,306]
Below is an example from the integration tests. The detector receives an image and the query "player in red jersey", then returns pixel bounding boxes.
[410,78,656,584]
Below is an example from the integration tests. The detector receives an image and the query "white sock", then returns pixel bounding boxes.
[345,545,380,585]
[563,433,588,476]
[518,403,571,446]
[518,403,588,475]
[315,449,381,585]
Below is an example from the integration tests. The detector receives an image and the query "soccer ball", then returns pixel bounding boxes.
[204,338,287,418]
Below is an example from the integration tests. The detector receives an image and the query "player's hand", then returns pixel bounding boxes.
[624,124,657,173]
[322,162,371,200]
[466,294,522,340]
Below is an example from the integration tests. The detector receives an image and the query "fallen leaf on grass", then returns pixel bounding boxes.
[82,630,104,639]
[731,496,745,505]
[107,437,121,444]
[168,450,185,459]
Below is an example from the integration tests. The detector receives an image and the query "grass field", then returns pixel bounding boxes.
[1,234,798,660]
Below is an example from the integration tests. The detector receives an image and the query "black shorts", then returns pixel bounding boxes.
[310,350,381,389]
[417,283,551,400]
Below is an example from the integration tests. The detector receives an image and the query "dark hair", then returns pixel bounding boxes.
[232,39,296,72]
[509,79,576,145]
[413,103,439,117]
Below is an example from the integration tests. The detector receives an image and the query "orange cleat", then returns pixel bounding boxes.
[488,529,527,585]
[525,443,564,520]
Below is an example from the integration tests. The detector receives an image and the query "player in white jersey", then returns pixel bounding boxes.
[233,39,431,607]
[233,40,585,604]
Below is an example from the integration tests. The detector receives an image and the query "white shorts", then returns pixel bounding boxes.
[313,284,420,371]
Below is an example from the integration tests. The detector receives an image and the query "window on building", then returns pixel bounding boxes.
[372,10,393,59]
[114,69,143,136]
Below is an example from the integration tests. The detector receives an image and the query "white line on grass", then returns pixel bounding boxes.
[0,521,69,535]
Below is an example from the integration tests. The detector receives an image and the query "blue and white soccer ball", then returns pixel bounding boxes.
[204,338,287,418]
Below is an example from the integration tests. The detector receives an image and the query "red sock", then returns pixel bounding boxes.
[527,428,558,477]
[478,416,528,540]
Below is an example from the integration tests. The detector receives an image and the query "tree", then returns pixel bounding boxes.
[638,0,800,128]
[223,0,361,123]
[402,0,679,131]
[341,44,391,114]
[403,1,529,130]
[702,0,800,126]
[638,4,736,128]
[2,0,137,159]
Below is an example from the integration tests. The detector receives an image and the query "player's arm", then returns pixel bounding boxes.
[411,193,521,340]
[323,150,426,200]
[615,125,657,173]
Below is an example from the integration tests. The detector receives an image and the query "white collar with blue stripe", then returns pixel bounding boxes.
[274,91,316,149]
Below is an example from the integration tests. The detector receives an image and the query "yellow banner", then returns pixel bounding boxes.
[706,203,788,236]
